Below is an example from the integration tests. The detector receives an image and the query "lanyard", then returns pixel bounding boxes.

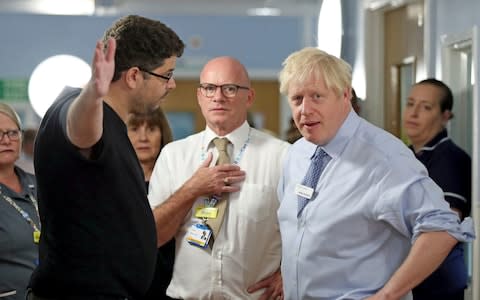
[200,128,252,165]
[200,128,252,208]
[0,187,40,233]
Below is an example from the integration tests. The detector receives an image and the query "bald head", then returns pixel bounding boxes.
[200,56,250,87]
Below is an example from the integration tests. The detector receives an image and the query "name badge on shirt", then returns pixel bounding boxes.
[186,223,212,248]
[194,206,218,219]
[295,184,314,199]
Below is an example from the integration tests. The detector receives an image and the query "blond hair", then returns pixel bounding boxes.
[279,47,352,97]
[0,102,22,130]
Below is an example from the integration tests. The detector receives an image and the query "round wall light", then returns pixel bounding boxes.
[28,55,91,118]
[317,0,342,58]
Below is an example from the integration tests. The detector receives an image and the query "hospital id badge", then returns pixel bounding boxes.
[186,223,212,248]
[33,230,41,244]
[195,206,218,219]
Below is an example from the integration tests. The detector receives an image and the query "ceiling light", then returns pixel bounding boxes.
[246,7,281,16]
[28,55,91,117]
[32,0,95,15]
[317,0,342,58]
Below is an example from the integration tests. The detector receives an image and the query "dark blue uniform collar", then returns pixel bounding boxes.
[409,129,449,155]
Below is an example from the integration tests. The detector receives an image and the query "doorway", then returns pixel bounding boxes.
[442,26,480,300]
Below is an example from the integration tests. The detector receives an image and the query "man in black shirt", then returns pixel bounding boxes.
[28,15,184,300]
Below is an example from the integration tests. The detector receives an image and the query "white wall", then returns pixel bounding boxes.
[432,0,480,78]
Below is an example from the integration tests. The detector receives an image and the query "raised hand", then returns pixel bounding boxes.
[88,37,116,99]
[66,37,117,150]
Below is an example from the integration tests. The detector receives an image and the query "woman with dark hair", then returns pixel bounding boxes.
[128,107,173,184]
[127,107,174,300]
[403,78,471,300]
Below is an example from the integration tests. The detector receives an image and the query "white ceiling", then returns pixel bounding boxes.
[0,0,322,16]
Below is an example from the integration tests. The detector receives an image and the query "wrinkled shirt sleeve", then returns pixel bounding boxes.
[374,160,475,244]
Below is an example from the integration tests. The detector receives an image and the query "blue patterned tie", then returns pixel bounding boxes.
[298,146,330,217]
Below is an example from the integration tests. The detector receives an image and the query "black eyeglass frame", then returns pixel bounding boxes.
[138,67,173,81]
[198,83,250,98]
[0,129,22,141]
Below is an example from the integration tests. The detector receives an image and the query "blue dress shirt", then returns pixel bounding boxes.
[277,110,475,300]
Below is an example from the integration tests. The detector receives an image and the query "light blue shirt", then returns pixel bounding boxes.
[277,110,475,300]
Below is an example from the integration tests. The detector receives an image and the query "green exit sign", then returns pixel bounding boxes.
[0,79,29,101]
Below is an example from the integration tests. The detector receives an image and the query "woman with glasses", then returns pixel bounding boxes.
[0,103,38,300]
[127,106,174,300]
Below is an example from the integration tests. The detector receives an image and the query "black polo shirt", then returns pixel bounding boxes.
[410,129,471,218]
[29,87,157,299]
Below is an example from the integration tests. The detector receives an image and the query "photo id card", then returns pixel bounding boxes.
[186,223,212,248]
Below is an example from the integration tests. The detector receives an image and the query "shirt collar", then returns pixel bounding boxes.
[0,166,33,198]
[322,109,360,160]
[203,121,250,151]
[421,129,449,150]
[409,128,449,154]
[296,138,320,160]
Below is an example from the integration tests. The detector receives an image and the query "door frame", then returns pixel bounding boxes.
[441,25,480,300]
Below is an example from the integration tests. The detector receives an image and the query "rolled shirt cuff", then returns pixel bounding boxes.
[412,214,475,243]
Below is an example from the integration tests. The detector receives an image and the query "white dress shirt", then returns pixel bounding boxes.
[149,121,290,300]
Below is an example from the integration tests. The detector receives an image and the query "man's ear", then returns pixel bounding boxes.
[343,87,352,104]
[246,88,256,108]
[124,67,142,89]
[196,87,202,105]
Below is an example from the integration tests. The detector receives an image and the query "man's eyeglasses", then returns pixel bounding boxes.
[199,84,250,98]
[138,67,173,82]
[0,129,21,141]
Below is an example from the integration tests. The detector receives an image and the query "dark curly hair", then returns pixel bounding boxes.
[103,15,185,82]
